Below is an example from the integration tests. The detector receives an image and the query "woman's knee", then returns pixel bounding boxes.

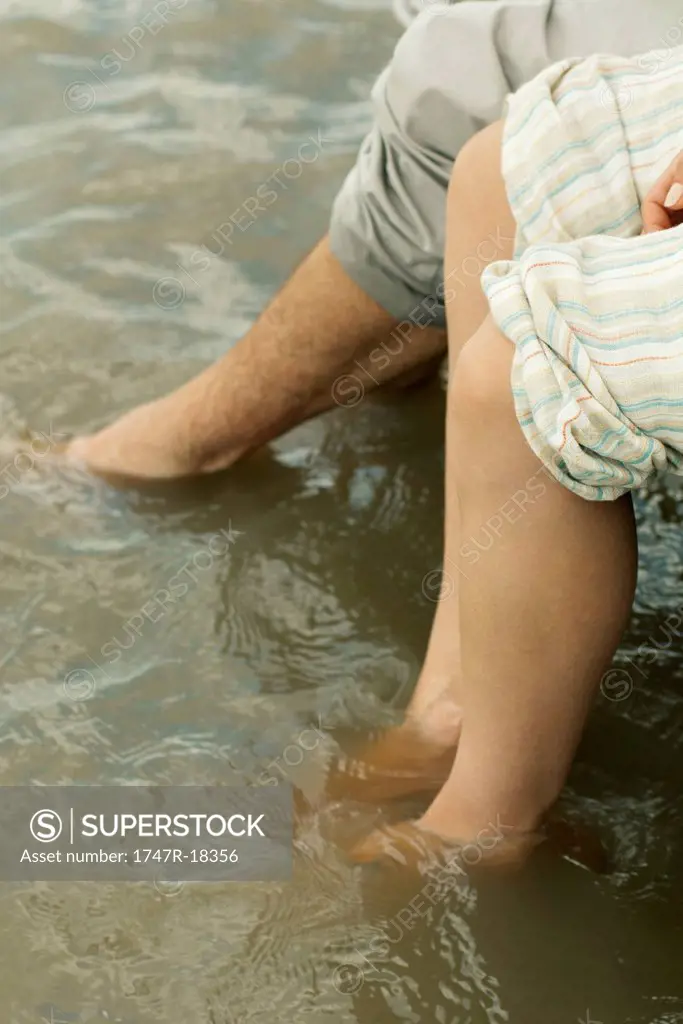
[450,318,515,431]
[447,317,540,491]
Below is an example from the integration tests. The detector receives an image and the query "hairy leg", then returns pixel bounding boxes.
[67,237,446,479]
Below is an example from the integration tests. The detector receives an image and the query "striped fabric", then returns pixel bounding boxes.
[483,48,683,500]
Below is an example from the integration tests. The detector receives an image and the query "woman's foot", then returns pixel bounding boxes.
[348,817,537,871]
[348,814,609,874]
[325,692,463,803]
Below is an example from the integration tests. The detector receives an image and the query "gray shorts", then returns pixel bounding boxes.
[329,0,683,325]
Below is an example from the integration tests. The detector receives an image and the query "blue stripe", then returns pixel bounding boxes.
[506,94,551,142]
[509,111,683,205]
[573,233,683,264]
[524,225,682,263]
[519,187,639,234]
[554,63,683,103]
[557,295,683,323]
[620,396,683,413]
[573,329,683,351]
[521,240,678,279]
[522,148,631,210]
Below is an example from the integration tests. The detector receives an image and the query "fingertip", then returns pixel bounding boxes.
[664,182,683,210]
[641,206,671,234]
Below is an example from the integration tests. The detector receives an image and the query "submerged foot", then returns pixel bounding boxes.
[325,696,463,804]
[347,818,537,871]
[349,814,610,874]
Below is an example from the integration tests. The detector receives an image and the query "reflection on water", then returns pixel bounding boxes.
[0,1,682,1021]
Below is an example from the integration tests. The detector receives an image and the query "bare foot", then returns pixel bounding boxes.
[348,819,537,872]
[65,398,211,480]
[349,815,609,874]
[0,426,71,490]
[325,701,463,804]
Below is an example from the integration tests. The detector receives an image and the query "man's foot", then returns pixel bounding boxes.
[66,396,242,481]
[325,697,463,804]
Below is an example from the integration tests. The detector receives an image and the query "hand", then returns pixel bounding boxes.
[642,150,683,234]
[66,396,235,481]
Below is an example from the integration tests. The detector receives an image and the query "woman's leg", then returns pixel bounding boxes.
[352,315,638,860]
[407,122,515,730]
[417,319,638,842]
[352,127,638,859]
[333,125,517,799]
[344,122,637,833]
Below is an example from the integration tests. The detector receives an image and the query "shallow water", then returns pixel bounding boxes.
[1,1,682,1022]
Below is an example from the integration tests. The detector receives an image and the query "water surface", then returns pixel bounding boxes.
[1,1,682,1021]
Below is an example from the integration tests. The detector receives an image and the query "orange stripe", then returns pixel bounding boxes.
[522,350,546,367]
[559,395,593,451]
[525,259,676,281]
[524,261,575,272]
[568,323,679,343]
[590,351,683,367]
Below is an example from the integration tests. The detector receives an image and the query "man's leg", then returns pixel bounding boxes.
[67,237,446,479]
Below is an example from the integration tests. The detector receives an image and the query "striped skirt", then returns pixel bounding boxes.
[482,48,683,500]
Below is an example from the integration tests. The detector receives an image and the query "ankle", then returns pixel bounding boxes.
[404,714,462,753]
[158,390,247,475]
[406,690,463,747]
